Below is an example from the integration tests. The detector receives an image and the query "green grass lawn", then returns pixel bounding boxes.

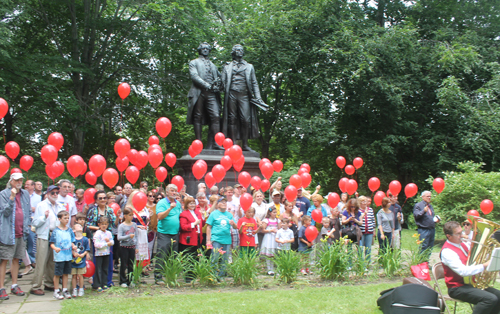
[62,282,400,314]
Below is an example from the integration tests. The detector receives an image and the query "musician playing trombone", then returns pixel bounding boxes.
[441,221,500,313]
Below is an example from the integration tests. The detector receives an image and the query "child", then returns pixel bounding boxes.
[117,208,138,288]
[275,217,294,251]
[320,217,336,245]
[71,223,90,297]
[93,217,114,292]
[237,207,258,256]
[260,208,280,275]
[49,211,76,300]
[298,215,313,275]
[75,213,90,238]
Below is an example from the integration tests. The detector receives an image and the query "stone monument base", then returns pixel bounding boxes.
[177,149,262,196]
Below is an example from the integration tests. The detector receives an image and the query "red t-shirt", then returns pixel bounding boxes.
[15,193,23,238]
[237,217,257,247]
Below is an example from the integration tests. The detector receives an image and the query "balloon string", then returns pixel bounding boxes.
[120,99,123,132]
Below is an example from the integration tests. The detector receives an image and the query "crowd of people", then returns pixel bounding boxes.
[0,173,420,301]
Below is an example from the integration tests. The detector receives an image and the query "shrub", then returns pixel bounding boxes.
[157,250,188,288]
[227,249,260,285]
[378,248,402,278]
[128,260,145,287]
[273,249,301,284]
[190,248,220,286]
[315,239,350,281]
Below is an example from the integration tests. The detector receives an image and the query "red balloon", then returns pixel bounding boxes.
[45,163,58,180]
[165,153,177,168]
[156,117,172,138]
[10,168,21,174]
[298,167,308,176]
[229,145,243,162]
[311,209,323,224]
[480,199,494,215]
[433,178,445,194]
[54,161,64,177]
[222,138,233,149]
[261,162,274,180]
[133,191,147,211]
[300,172,312,188]
[250,176,262,190]
[102,168,119,189]
[261,179,270,192]
[85,171,97,186]
[0,98,8,119]
[389,180,402,196]
[155,166,168,183]
[110,203,121,216]
[67,155,85,179]
[116,156,129,173]
[48,132,64,151]
[0,156,10,178]
[338,177,349,193]
[467,209,480,218]
[19,155,33,172]
[149,149,163,169]
[128,149,138,165]
[336,156,346,169]
[305,225,319,242]
[192,140,203,154]
[212,164,226,183]
[238,171,251,188]
[353,157,363,170]
[215,132,225,146]
[188,146,196,158]
[192,160,208,180]
[205,172,215,188]
[114,138,130,159]
[346,179,358,195]
[125,166,140,184]
[300,164,311,173]
[404,183,418,198]
[272,160,283,172]
[83,260,95,278]
[233,155,245,172]
[84,188,96,205]
[171,175,184,192]
[345,165,355,175]
[41,144,58,165]
[374,191,386,207]
[118,82,131,100]
[284,185,298,202]
[368,177,380,192]
[136,151,148,170]
[259,158,271,170]
[240,193,253,211]
[89,154,106,177]
[148,135,160,146]
[148,144,162,154]
[328,193,340,208]
[5,141,19,160]
[80,162,87,176]
[220,155,233,171]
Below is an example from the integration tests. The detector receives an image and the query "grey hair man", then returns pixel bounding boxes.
[413,190,439,260]
[57,179,77,227]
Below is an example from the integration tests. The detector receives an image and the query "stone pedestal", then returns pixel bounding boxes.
[177,149,261,196]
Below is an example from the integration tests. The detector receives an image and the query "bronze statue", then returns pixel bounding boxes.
[221,44,267,152]
[186,42,223,150]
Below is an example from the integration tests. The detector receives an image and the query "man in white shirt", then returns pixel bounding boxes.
[24,180,42,268]
[56,179,77,227]
[225,186,242,255]
[440,221,500,313]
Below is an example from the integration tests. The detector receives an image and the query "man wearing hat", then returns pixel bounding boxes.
[267,190,284,218]
[295,187,311,217]
[29,185,65,296]
[0,173,31,300]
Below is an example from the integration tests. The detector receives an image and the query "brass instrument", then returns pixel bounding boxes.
[464,215,500,289]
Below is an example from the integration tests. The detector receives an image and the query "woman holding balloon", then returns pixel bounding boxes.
[306,195,328,226]
[358,196,375,264]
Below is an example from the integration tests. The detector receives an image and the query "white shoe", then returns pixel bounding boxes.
[63,290,71,299]
[72,288,78,298]
[120,283,128,288]
[78,288,84,297]
[53,291,64,300]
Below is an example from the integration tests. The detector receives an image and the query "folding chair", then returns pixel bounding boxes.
[431,262,473,314]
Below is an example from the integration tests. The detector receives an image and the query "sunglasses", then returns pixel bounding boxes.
[97,197,107,201]
[148,195,154,197]
[463,223,471,226]
[49,191,59,195]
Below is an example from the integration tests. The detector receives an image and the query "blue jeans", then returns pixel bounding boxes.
[27,229,37,264]
[418,227,435,260]
[377,230,392,254]
[211,241,230,277]
[359,233,373,264]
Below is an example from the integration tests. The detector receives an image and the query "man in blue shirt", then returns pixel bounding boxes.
[295,187,311,217]
[413,190,440,260]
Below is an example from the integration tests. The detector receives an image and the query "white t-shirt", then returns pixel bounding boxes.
[57,194,77,217]
[252,201,268,222]
[276,228,294,250]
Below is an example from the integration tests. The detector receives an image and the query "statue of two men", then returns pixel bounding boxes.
[187,43,265,152]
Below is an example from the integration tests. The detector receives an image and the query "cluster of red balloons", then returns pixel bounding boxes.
[338,177,358,196]
[188,140,203,158]
[336,156,363,175]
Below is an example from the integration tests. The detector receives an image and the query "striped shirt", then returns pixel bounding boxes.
[360,208,376,234]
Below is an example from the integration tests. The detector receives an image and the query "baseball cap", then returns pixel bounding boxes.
[47,185,60,193]
[272,190,281,196]
[234,184,242,188]
[217,197,227,204]
[10,173,24,181]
